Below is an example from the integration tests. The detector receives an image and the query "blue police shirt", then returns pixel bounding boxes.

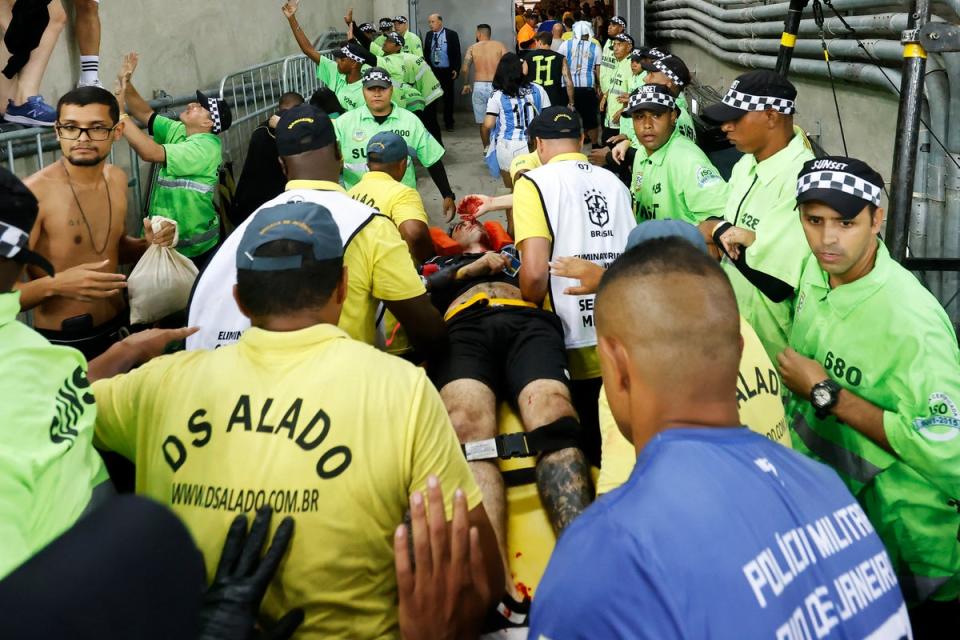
[529,427,910,640]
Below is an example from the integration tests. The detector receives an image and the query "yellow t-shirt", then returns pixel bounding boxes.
[92,324,481,639]
[348,171,429,227]
[513,152,601,380]
[509,150,542,182]
[596,317,792,495]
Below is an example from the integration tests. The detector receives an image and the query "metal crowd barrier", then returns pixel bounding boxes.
[1,35,343,213]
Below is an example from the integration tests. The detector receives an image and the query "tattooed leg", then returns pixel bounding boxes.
[517,379,594,534]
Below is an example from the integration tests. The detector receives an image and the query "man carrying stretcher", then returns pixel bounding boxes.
[424,216,594,620]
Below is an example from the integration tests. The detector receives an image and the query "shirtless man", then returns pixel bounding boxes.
[461,24,507,131]
[427,218,593,610]
[17,86,173,360]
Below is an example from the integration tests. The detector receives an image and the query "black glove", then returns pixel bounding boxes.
[196,506,303,640]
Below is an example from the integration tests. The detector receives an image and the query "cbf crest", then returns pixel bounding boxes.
[585,189,609,228]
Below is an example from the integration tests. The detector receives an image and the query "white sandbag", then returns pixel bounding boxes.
[127,217,198,325]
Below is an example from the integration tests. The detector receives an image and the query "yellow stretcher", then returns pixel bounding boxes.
[497,402,557,600]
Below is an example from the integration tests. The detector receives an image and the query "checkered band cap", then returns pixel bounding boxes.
[362,68,392,86]
[624,84,676,114]
[612,33,634,45]
[651,57,683,87]
[379,18,393,29]
[340,45,366,64]
[359,22,377,33]
[386,32,404,47]
[797,170,882,206]
[721,87,796,115]
[393,16,408,24]
[0,221,28,261]
[648,48,668,60]
[610,16,626,27]
[207,98,222,133]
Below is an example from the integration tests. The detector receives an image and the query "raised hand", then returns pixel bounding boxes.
[281,0,300,19]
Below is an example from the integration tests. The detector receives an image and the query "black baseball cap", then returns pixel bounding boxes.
[796,156,885,219]
[0,166,54,276]
[362,67,393,89]
[379,18,393,30]
[385,31,404,48]
[358,22,377,34]
[641,55,690,88]
[275,104,336,156]
[623,84,676,116]
[236,202,343,272]
[195,90,232,134]
[333,42,373,66]
[527,106,582,140]
[702,70,797,124]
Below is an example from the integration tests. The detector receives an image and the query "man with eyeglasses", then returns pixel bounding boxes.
[115,52,232,271]
[16,85,174,361]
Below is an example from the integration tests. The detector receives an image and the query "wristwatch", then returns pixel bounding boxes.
[810,379,842,419]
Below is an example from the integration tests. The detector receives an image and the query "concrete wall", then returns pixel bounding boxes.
[36,0,381,102]
[668,42,902,183]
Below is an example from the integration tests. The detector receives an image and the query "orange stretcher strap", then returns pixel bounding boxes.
[444,292,537,323]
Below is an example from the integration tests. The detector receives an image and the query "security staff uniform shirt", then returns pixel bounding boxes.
[148,114,222,257]
[598,39,616,93]
[722,130,814,360]
[347,171,428,228]
[0,291,110,578]
[509,150,542,182]
[92,323,482,639]
[334,104,445,190]
[597,317,791,495]
[530,427,910,639]
[603,56,632,129]
[402,30,424,56]
[412,54,444,107]
[787,241,960,603]
[513,153,636,380]
[631,129,728,224]
[315,56,365,112]
[186,183,424,350]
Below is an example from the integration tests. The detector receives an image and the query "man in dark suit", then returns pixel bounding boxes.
[424,13,461,131]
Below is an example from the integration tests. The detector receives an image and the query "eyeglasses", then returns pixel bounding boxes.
[55,124,118,141]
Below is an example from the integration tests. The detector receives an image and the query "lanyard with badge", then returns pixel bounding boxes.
[432,30,443,66]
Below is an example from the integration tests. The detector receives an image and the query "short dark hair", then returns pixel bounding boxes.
[535,32,554,46]
[56,86,119,124]
[278,92,305,111]
[477,23,492,36]
[599,237,733,299]
[564,16,574,27]
[236,240,343,317]
[309,87,344,117]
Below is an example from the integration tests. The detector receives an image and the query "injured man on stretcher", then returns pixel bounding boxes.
[423,218,594,601]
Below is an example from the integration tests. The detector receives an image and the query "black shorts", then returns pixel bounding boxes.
[430,307,570,400]
[573,87,599,130]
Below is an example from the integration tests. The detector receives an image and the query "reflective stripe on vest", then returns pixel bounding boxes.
[792,415,884,485]
[178,226,220,249]
[156,177,215,194]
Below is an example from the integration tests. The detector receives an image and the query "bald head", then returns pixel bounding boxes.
[596,238,742,449]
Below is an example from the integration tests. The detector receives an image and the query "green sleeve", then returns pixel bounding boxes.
[883,316,960,499]
[151,114,184,144]
[410,117,444,167]
[315,56,340,89]
[678,153,730,222]
[0,455,32,579]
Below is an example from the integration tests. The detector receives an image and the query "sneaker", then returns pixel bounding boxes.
[77,78,104,89]
[4,96,56,127]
